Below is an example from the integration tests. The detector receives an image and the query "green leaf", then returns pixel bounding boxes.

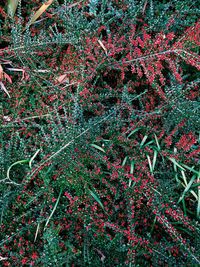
[143,140,154,147]
[29,149,40,168]
[88,189,104,210]
[168,157,185,171]
[178,174,197,203]
[7,0,19,17]
[90,144,105,153]
[154,134,161,151]
[44,189,62,231]
[140,135,148,148]
[197,188,200,218]
[181,170,187,186]
[181,164,199,175]
[130,160,134,174]
[147,155,153,173]
[127,127,141,138]
[191,182,200,188]
[122,156,128,166]
[152,150,158,171]
[7,159,29,179]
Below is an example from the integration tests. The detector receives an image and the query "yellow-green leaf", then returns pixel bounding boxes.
[7,0,19,17]
[29,0,54,26]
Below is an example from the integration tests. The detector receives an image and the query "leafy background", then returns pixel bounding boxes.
[0,0,200,266]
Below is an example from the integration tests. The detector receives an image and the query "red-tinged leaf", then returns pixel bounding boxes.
[56,74,69,84]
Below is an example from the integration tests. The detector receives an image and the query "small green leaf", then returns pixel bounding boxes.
[90,144,105,153]
[181,198,187,216]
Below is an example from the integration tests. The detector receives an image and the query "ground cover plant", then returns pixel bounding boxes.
[0,0,200,266]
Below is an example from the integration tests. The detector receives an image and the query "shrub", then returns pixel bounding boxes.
[0,0,200,266]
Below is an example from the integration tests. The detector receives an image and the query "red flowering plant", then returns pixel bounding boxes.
[0,0,200,266]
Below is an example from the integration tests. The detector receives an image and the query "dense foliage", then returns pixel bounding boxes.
[0,0,200,266]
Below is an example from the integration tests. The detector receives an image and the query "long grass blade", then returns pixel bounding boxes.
[122,156,128,166]
[90,144,105,153]
[178,175,197,203]
[7,0,19,17]
[44,189,62,231]
[29,0,54,26]
[88,189,104,210]
[147,155,153,173]
[140,135,148,148]
[197,171,200,218]
[154,134,161,151]
[29,149,40,168]
[168,157,185,171]
[127,127,141,139]
[152,150,158,171]
[130,160,134,174]
[7,159,29,179]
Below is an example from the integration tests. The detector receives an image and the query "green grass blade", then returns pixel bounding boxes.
[168,157,185,171]
[29,149,40,168]
[7,0,19,17]
[178,175,197,203]
[154,134,161,151]
[130,160,134,174]
[88,189,104,210]
[181,170,187,186]
[197,171,200,218]
[127,127,141,138]
[140,135,148,148]
[90,144,105,153]
[147,155,153,173]
[122,156,128,166]
[152,150,158,171]
[181,164,199,175]
[44,189,62,231]
[7,159,29,179]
